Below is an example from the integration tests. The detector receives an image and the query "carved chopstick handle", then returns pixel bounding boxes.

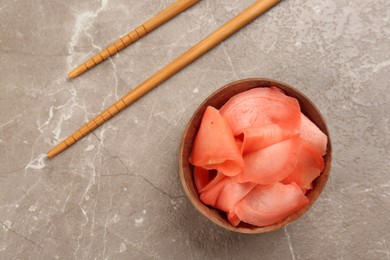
[68,0,199,79]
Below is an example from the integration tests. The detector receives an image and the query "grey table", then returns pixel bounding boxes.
[1,0,389,259]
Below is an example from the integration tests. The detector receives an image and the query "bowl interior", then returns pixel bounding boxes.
[179,78,332,234]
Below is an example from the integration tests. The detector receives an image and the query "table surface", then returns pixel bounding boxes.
[1,0,389,259]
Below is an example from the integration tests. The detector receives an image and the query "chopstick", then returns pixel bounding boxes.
[48,0,281,158]
[68,0,200,79]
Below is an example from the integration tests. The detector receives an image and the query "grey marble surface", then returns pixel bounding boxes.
[1,0,389,259]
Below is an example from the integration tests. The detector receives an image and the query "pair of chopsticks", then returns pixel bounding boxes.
[48,0,281,158]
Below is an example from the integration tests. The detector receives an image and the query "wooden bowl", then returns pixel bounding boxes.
[179,78,332,234]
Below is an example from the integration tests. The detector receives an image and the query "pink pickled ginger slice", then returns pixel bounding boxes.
[235,135,302,185]
[300,113,327,156]
[234,182,309,227]
[200,175,256,213]
[199,172,225,193]
[282,140,324,190]
[220,87,301,136]
[194,167,217,192]
[191,106,244,176]
[227,211,241,227]
[240,124,295,154]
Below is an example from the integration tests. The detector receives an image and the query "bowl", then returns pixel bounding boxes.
[179,78,332,234]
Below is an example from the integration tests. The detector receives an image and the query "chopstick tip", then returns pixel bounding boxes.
[47,142,68,158]
[67,70,76,80]
[68,65,88,80]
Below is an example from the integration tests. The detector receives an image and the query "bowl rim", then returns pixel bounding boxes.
[179,78,332,234]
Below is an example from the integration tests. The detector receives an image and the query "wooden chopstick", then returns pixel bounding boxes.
[48,0,281,158]
[68,0,200,79]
